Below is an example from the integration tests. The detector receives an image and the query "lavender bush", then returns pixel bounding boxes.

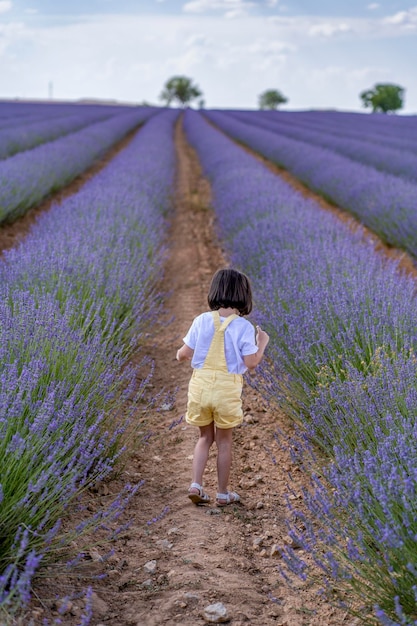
[184,109,417,624]
[0,105,77,130]
[0,107,157,224]
[229,110,417,183]
[252,110,417,156]
[203,110,417,261]
[0,102,133,130]
[0,108,120,160]
[0,108,177,618]
[282,356,417,624]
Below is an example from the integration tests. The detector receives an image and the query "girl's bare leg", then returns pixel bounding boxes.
[191,423,215,487]
[215,426,234,494]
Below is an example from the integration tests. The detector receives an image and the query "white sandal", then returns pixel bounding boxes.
[216,491,241,507]
[188,482,210,505]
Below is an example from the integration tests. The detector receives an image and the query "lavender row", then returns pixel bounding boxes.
[277,108,417,136]
[0,110,70,132]
[184,109,417,624]
[203,110,417,260]
[0,103,79,126]
[0,108,122,160]
[272,109,417,144]
[0,108,178,617]
[273,110,417,156]
[0,101,132,129]
[0,103,105,131]
[228,109,417,183]
[0,107,157,224]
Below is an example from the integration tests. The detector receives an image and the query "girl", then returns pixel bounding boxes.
[176,268,269,506]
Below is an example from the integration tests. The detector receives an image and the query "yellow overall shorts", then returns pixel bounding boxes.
[185,311,244,429]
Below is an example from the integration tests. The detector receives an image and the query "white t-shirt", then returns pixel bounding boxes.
[183,311,258,374]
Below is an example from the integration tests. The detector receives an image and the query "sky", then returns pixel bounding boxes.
[0,0,416,113]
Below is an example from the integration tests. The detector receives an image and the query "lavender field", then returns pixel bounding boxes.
[228,109,417,182]
[203,109,417,260]
[0,105,159,224]
[1,101,417,625]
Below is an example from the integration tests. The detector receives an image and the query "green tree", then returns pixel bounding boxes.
[360,83,405,113]
[258,89,288,110]
[159,76,203,107]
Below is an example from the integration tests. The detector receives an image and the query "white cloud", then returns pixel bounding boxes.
[224,9,244,18]
[347,65,386,82]
[383,7,417,29]
[185,33,210,47]
[308,22,351,37]
[0,20,27,56]
[268,11,417,40]
[0,1,12,13]
[367,3,380,9]
[267,15,358,40]
[182,0,255,17]
[249,40,293,54]
[307,65,386,92]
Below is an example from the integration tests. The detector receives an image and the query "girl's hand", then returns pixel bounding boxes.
[256,325,270,349]
[243,325,269,370]
[176,344,194,362]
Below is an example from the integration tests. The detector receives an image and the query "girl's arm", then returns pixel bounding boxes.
[243,325,269,370]
[176,344,194,362]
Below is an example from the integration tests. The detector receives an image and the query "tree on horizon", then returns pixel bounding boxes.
[360,83,405,113]
[258,89,288,110]
[159,76,203,108]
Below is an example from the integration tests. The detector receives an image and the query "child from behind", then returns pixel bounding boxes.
[176,268,269,506]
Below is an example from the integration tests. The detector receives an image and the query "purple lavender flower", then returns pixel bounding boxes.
[146,506,170,526]
[202,109,417,259]
[0,104,133,160]
[0,106,159,223]
[228,109,417,183]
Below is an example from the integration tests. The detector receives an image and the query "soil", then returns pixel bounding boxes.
[3,115,412,626]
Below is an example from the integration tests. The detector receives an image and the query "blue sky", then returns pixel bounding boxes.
[0,0,416,112]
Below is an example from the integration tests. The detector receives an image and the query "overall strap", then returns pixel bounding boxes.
[202,311,238,372]
[217,312,239,333]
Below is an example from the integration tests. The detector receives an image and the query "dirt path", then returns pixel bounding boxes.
[25,118,365,626]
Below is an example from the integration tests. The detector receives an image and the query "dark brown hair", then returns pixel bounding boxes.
[207,268,253,316]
